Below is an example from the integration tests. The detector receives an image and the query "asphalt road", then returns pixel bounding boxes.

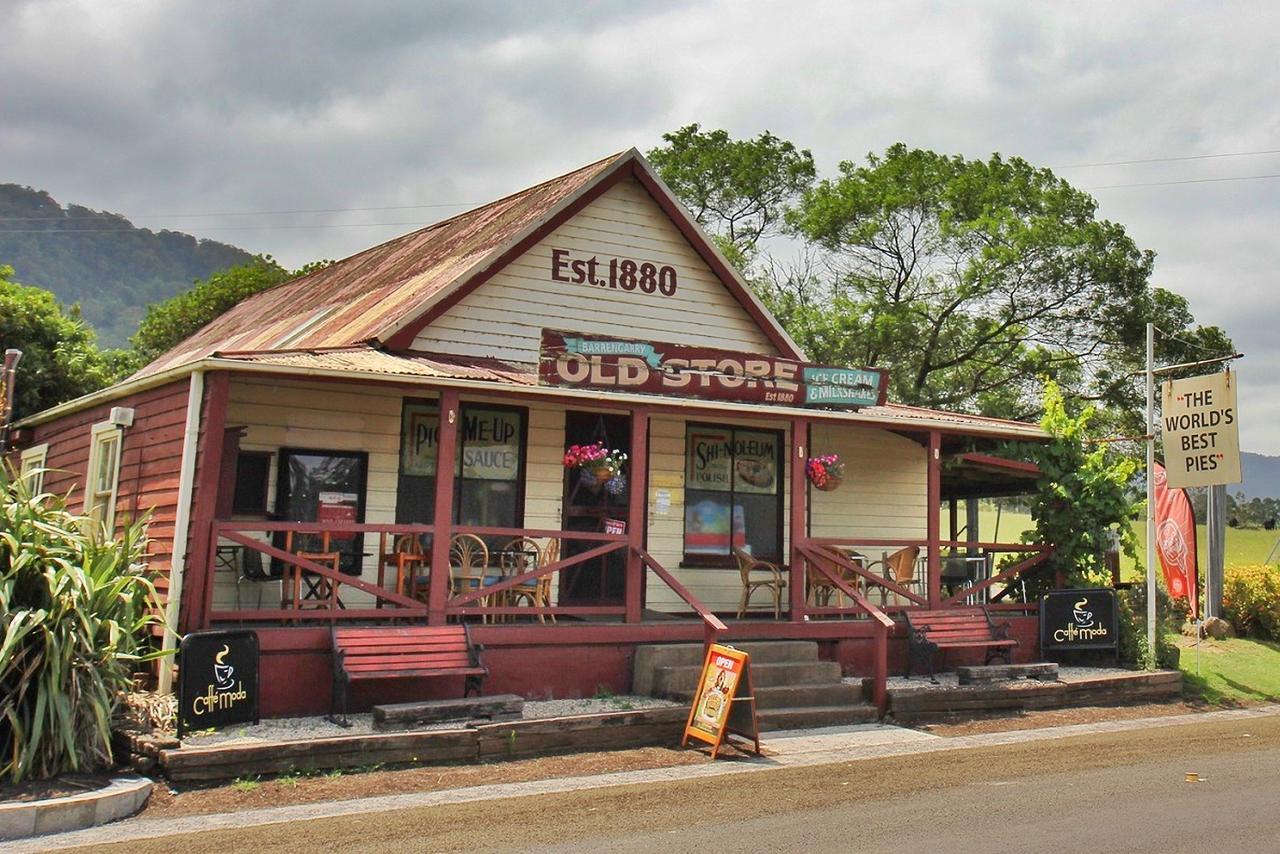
[80,714,1280,853]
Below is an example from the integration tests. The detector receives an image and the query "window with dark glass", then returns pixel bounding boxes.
[395,399,526,536]
[231,451,271,515]
[276,449,368,575]
[683,424,783,564]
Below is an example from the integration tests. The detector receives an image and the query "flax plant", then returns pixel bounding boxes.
[0,465,164,783]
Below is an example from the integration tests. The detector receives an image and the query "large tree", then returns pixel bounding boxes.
[646,124,816,270]
[649,134,1231,427]
[0,265,126,419]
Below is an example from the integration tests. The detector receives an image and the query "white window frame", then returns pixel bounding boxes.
[18,443,49,493]
[86,422,123,535]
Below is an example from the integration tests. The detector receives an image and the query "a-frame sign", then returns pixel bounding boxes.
[681,643,761,759]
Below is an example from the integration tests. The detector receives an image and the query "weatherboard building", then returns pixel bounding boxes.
[9,149,1051,718]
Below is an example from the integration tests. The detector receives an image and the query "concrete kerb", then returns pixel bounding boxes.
[16,703,1280,853]
[0,775,152,842]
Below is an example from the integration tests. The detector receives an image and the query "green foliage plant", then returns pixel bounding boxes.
[1023,380,1139,594]
[1222,564,1280,640]
[0,465,165,782]
[0,265,126,419]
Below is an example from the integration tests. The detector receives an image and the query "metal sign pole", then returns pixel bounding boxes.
[1146,323,1157,662]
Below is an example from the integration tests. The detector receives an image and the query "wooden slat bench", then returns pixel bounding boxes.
[330,625,488,726]
[904,606,1017,682]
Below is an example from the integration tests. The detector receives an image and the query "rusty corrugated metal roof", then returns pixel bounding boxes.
[219,347,538,385]
[135,151,629,378]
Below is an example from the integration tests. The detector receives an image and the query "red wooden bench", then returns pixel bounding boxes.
[904,606,1016,682]
[329,625,488,726]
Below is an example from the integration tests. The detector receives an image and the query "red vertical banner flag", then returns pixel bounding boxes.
[1153,462,1199,619]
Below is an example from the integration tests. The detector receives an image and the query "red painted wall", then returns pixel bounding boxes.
[24,380,191,610]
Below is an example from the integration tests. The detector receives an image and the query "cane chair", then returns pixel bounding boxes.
[500,537,546,622]
[866,546,921,606]
[449,533,491,620]
[733,547,787,619]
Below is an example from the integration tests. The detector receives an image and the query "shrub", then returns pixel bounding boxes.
[1222,564,1280,640]
[0,466,165,783]
[1116,583,1181,669]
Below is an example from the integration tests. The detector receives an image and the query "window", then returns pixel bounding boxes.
[231,451,272,515]
[683,424,783,564]
[19,443,48,493]
[85,424,122,534]
[395,399,527,535]
[276,449,368,575]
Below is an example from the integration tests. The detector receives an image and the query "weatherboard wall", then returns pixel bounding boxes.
[22,379,192,608]
[410,177,778,361]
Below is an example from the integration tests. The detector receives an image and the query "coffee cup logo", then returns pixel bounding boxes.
[1072,597,1094,628]
[213,644,235,691]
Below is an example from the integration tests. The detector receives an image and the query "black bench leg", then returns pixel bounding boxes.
[464,674,483,698]
[327,675,353,728]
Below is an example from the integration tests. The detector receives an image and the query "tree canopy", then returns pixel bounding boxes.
[0,265,126,419]
[648,132,1233,429]
[129,255,302,368]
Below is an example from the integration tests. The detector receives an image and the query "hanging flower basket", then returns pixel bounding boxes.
[565,442,628,491]
[806,453,845,491]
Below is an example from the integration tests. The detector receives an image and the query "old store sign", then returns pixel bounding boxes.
[539,330,888,409]
[1039,589,1118,656]
[1162,371,1241,489]
[177,630,260,737]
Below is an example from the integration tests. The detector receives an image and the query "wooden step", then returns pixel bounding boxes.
[372,694,524,731]
[957,663,1059,684]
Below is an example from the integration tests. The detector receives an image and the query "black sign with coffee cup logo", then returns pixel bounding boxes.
[1039,588,1118,654]
[177,630,260,737]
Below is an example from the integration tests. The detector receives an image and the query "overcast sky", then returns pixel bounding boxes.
[3,0,1277,453]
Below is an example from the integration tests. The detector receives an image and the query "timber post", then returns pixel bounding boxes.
[927,430,942,609]
[789,417,809,620]
[181,370,230,632]
[427,388,460,626]
[625,407,649,623]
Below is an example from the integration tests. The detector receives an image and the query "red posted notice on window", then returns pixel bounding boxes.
[683,644,748,746]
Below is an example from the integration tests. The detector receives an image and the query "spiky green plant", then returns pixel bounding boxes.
[0,465,165,782]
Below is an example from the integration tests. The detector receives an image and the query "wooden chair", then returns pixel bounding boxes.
[284,530,342,611]
[500,536,545,622]
[866,546,921,606]
[449,533,491,620]
[380,533,428,602]
[733,547,787,619]
[807,549,863,613]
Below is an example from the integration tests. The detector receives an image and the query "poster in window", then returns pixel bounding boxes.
[684,500,746,555]
[686,429,733,492]
[317,491,359,541]
[401,402,439,477]
[461,408,522,481]
[732,431,778,495]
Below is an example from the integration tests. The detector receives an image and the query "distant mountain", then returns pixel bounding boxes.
[1239,452,1280,501]
[0,184,255,347]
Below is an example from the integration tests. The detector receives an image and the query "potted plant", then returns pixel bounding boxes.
[805,453,845,491]
[564,442,628,492]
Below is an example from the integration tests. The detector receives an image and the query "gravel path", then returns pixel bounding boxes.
[181,695,681,747]
[844,665,1144,691]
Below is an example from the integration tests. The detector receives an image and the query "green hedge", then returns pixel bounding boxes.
[1223,564,1280,640]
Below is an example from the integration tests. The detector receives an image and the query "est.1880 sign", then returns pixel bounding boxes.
[177,630,260,737]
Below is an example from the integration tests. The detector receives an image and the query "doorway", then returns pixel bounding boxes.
[558,411,633,607]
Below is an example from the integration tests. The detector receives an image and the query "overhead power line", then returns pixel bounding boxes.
[1083,173,1280,190]
[1057,148,1280,169]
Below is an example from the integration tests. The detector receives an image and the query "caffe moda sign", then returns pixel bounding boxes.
[1039,588,1118,655]
[539,329,889,409]
[177,629,260,737]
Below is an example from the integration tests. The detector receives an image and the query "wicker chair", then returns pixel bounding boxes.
[733,547,787,619]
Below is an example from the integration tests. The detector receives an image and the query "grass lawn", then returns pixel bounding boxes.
[975,507,1279,579]
[1175,634,1280,705]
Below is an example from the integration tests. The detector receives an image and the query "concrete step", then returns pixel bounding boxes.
[633,641,820,695]
[667,681,864,711]
[758,704,880,731]
[651,660,844,698]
